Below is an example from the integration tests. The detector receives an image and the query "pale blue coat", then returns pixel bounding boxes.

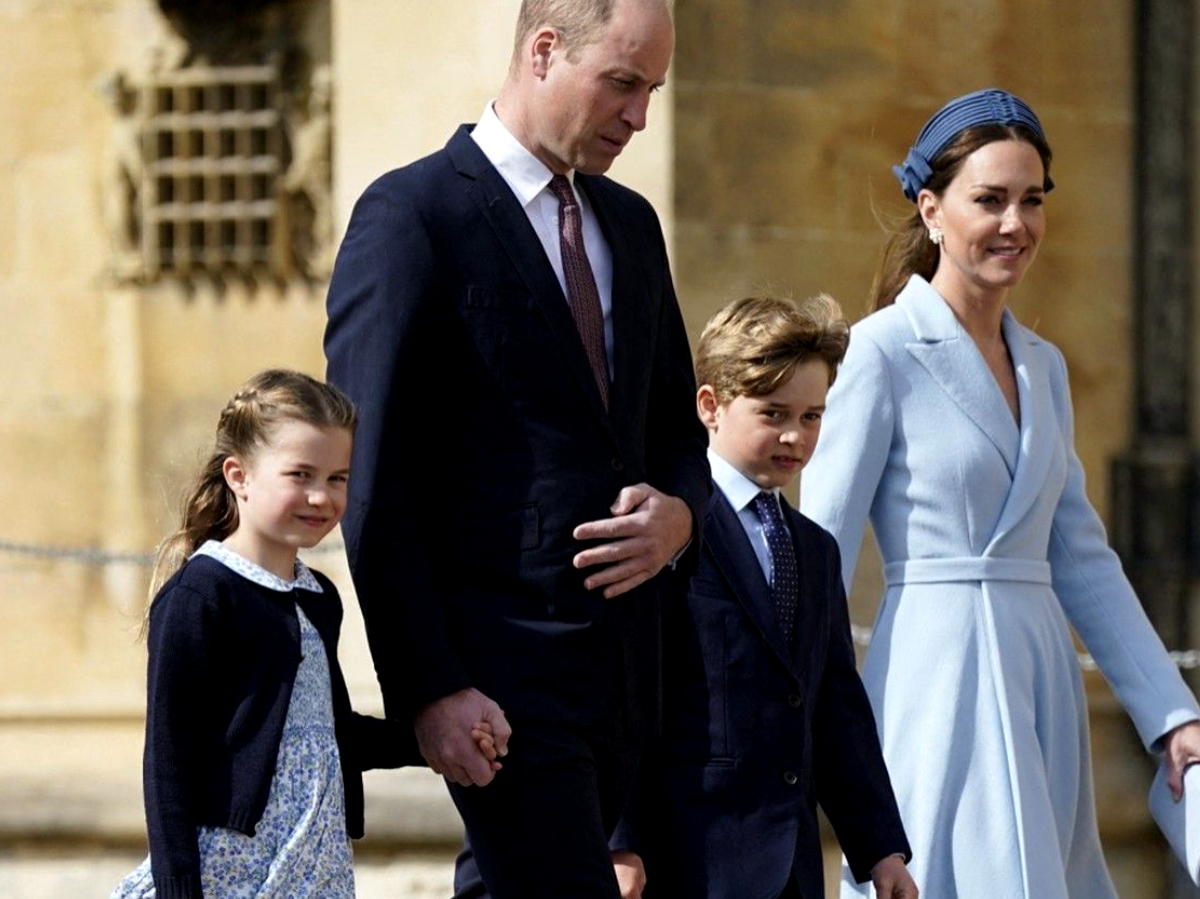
[800,275,1200,899]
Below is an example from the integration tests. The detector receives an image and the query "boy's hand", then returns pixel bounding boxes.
[572,484,693,599]
[871,855,917,899]
[611,850,646,899]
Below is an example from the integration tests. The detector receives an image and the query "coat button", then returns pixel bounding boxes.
[787,693,802,709]
[611,458,625,472]
[782,771,798,786]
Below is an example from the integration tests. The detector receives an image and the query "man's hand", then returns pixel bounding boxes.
[871,854,918,899]
[572,483,693,599]
[611,850,646,899]
[1166,720,1200,801]
[414,687,512,787]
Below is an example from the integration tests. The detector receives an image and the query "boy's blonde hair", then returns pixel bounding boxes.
[695,295,850,403]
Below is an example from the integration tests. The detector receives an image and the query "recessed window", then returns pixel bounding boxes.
[141,66,282,278]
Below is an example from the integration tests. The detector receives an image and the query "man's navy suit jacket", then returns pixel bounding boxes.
[624,487,910,899]
[324,126,710,736]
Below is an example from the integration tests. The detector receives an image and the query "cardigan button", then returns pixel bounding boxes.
[611,457,625,472]
[786,693,802,709]
[782,770,798,786]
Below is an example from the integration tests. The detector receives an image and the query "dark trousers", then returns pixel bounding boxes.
[777,875,803,899]
[448,714,641,899]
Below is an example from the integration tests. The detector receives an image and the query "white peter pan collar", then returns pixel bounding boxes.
[193,540,324,593]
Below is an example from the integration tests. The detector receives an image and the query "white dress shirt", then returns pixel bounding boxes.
[708,448,789,585]
[470,102,615,378]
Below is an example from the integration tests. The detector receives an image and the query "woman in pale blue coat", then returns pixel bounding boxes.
[800,89,1200,898]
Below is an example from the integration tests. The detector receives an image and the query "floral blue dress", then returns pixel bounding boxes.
[111,544,356,899]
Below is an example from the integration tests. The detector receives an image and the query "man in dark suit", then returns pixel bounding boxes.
[323,2,709,897]
[613,296,915,899]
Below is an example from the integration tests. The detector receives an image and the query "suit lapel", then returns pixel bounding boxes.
[446,127,613,426]
[898,276,1020,476]
[706,491,800,681]
[783,502,818,688]
[576,174,651,429]
[988,314,1055,547]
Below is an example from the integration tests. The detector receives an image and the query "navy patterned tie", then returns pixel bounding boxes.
[754,491,799,645]
[548,174,609,409]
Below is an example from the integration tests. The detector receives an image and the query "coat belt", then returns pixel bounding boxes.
[884,557,1052,586]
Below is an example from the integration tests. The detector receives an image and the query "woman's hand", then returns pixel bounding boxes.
[1165,721,1200,801]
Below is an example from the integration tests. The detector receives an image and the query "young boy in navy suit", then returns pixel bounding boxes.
[613,296,917,899]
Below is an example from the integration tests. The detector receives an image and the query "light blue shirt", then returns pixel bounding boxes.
[707,448,788,585]
[470,102,615,378]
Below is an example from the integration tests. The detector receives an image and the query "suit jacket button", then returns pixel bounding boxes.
[783,770,798,786]
[611,458,625,472]
[787,693,802,709]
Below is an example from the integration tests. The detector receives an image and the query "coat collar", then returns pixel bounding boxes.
[989,307,1055,548]
[898,274,1021,474]
[896,274,1055,545]
[446,126,617,431]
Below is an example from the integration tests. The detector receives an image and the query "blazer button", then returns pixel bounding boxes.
[786,693,802,709]
[611,458,625,472]
[782,771,799,786]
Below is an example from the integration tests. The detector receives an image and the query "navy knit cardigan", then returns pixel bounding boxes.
[142,554,419,899]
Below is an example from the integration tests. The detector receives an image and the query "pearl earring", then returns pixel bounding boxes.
[928,227,943,245]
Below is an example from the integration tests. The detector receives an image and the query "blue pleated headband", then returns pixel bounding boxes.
[893,88,1053,201]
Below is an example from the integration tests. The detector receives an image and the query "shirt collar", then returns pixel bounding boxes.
[897,273,1020,344]
[193,540,324,593]
[707,448,776,514]
[470,101,571,209]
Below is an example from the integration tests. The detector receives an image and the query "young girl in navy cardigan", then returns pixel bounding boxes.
[111,370,507,899]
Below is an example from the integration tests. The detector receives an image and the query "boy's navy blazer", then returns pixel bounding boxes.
[324,126,710,735]
[623,486,909,899]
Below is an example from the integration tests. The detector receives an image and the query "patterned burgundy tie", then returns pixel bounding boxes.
[548,174,610,409]
[754,491,799,645]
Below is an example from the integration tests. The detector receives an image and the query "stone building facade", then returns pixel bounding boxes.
[0,0,1194,896]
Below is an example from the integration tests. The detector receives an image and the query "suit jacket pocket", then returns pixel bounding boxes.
[459,286,577,402]
[456,286,528,369]
[461,284,538,311]
[665,756,739,796]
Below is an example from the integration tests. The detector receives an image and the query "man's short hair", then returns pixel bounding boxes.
[511,0,671,63]
[695,295,850,402]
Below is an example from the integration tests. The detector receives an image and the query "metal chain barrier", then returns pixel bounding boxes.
[4,538,1200,671]
[850,623,1200,671]
[0,538,342,567]
[0,539,154,566]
